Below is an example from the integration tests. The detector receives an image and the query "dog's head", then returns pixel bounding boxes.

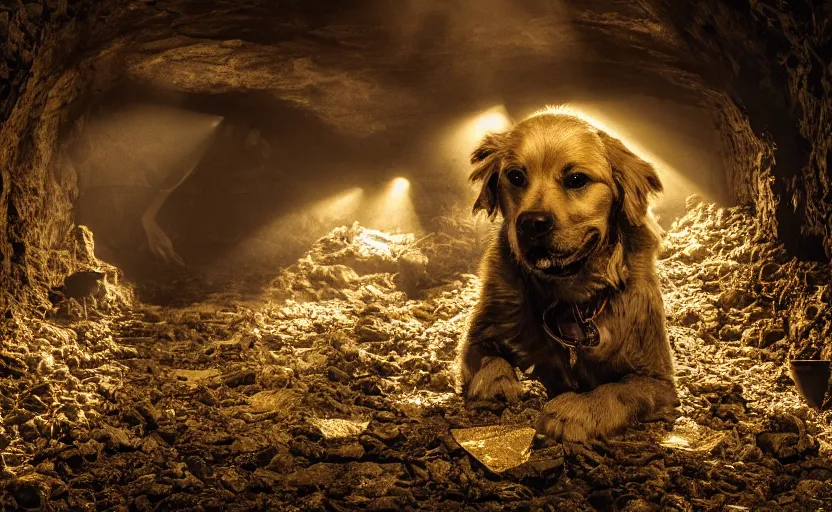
[470,106,662,284]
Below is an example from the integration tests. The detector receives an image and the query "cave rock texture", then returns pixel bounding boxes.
[0,1,831,316]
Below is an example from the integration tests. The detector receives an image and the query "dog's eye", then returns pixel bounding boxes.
[564,172,590,189]
[506,169,527,187]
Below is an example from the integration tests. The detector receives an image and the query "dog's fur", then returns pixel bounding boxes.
[458,106,679,442]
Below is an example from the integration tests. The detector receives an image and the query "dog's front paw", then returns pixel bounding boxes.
[536,392,614,443]
[467,357,522,402]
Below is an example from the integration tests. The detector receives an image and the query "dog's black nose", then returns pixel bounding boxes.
[517,211,555,238]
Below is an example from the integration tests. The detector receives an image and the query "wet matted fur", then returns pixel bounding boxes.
[457,106,680,442]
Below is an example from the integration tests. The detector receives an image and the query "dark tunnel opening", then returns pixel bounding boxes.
[1,1,832,510]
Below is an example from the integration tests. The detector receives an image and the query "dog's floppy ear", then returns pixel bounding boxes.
[469,132,508,218]
[599,131,663,227]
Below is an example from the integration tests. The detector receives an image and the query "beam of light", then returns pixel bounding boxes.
[529,103,709,225]
[391,177,410,197]
[362,177,422,234]
[72,104,224,190]
[283,187,364,226]
[311,187,365,222]
[222,187,364,265]
[437,104,512,163]
[428,105,513,204]
[460,106,512,200]
[460,105,511,152]
[471,108,512,142]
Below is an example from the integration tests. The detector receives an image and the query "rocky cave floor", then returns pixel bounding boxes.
[3,200,832,511]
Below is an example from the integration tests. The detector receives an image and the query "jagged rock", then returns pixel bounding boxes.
[286,463,345,491]
[93,426,138,451]
[222,368,256,388]
[759,263,781,282]
[759,328,786,348]
[327,366,350,383]
[326,442,365,460]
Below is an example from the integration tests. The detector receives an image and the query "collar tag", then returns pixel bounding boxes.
[568,346,578,368]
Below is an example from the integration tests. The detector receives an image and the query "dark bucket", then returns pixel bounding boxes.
[789,360,831,410]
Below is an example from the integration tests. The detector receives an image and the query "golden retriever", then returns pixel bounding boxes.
[458,106,679,442]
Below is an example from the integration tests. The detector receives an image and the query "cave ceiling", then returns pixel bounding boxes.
[65,0,708,137]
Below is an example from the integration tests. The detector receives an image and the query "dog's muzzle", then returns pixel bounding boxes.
[516,211,555,240]
[524,231,601,277]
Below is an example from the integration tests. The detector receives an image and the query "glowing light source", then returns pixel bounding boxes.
[443,105,512,156]
[363,176,421,233]
[391,177,410,196]
[457,106,512,152]
[471,108,511,141]
[438,104,512,193]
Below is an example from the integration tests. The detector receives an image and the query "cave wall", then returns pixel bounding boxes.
[0,1,96,323]
[1,0,831,321]
[0,0,144,323]
[651,0,832,260]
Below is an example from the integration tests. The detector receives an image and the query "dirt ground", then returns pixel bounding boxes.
[3,199,832,511]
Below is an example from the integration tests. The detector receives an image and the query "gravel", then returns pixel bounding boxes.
[2,201,832,510]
